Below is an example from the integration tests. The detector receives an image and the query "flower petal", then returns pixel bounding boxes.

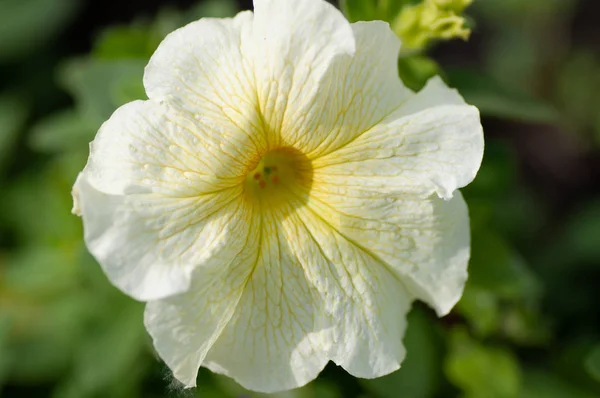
[313,76,484,200]
[75,99,257,300]
[75,174,245,301]
[251,0,356,145]
[85,100,254,196]
[144,11,266,153]
[308,180,470,316]
[202,208,329,393]
[144,202,260,387]
[285,207,413,379]
[283,21,412,157]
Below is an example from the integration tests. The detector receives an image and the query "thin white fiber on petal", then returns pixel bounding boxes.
[144,202,259,387]
[203,208,329,393]
[313,76,484,200]
[251,0,356,144]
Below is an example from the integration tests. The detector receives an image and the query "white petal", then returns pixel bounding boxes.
[283,21,412,156]
[251,0,356,144]
[286,207,413,379]
[203,208,329,393]
[75,175,245,301]
[313,76,484,200]
[144,11,266,153]
[308,181,471,316]
[85,100,254,196]
[144,203,260,387]
[76,100,257,300]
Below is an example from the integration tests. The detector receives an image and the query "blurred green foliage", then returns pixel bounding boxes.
[1,0,600,397]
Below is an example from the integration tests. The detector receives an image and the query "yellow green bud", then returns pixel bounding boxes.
[391,0,473,52]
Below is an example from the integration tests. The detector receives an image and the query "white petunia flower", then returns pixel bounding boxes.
[72,0,483,393]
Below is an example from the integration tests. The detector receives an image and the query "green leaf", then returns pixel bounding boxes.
[7,294,89,382]
[340,0,408,23]
[446,68,560,123]
[584,344,600,383]
[341,0,377,22]
[0,95,28,174]
[0,0,80,60]
[58,58,146,126]
[468,229,540,301]
[360,307,442,398]
[521,370,598,398]
[29,110,96,153]
[3,246,79,296]
[398,55,440,91]
[445,328,521,398]
[186,0,239,21]
[62,301,147,395]
[556,51,600,134]
[1,166,81,245]
[561,200,600,263]
[456,285,500,338]
[0,315,13,388]
[461,140,518,199]
[93,26,159,60]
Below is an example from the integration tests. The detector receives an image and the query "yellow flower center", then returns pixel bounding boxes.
[244,147,312,209]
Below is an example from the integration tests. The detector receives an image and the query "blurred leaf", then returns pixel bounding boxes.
[560,200,600,263]
[459,237,550,344]
[148,0,239,44]
[61,300,147,396]
[186,0,239,21]
[473,0,576,27]
[456,285,500,338]
[29,110,96,153]
[462,140,518,199]
[3,246,78,296]
[340,0,408,23]
[94,26,159,60]
[361,307,443,398]
[0,95,28,174]
[445,328,521,398]
[58,58,146,126]
[556,51,600,135]
[446,68,560,123]
[0,315,13,387]
[7,294,89,382]
[501,305,551,346]
[468,229,540,301]
[341,0,379,22]
[584,345,600,383]
[521,370,598,398]
[211,372,341,398]
[0,0,80,61]
[2,165,81,245]
[541,338,600,395]
[483,27,540,93]
[398,55,440,91]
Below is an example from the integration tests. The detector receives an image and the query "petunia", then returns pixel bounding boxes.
[72,0,483,393]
